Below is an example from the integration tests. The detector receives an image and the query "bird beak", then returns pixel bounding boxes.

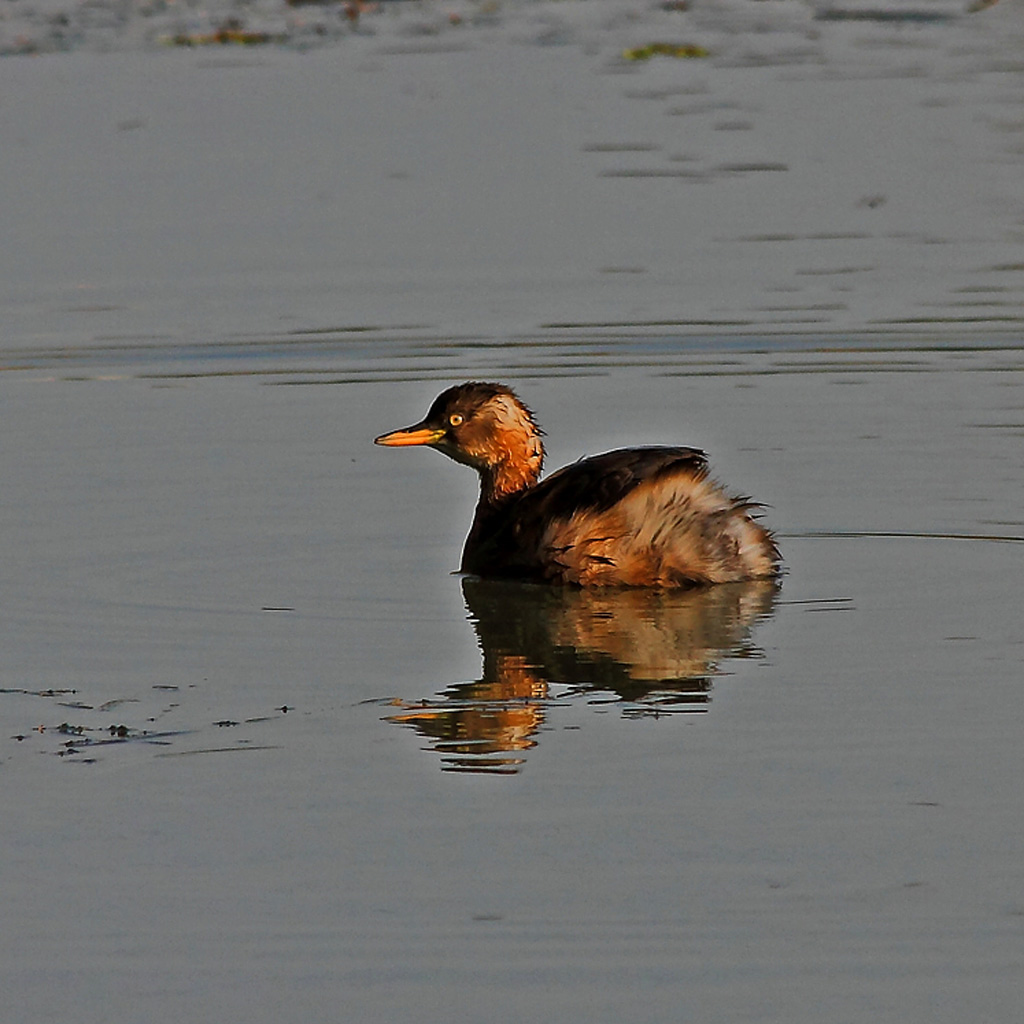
[374,422,446,447]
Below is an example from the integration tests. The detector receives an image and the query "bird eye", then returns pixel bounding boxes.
[448,414,464,427]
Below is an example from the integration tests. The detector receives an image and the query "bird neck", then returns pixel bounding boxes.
[459,429,542,577]
[479,458,540,506]
[476,422,544,506]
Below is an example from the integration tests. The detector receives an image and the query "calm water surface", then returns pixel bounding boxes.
[2,337,1021,1023]
[3,5,1024,1019]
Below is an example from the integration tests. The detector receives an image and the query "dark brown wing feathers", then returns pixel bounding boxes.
[520,446,709,520]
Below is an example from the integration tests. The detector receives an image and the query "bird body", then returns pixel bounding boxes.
[375,382,779,588]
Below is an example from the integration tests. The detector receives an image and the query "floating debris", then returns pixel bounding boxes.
[622,42,709,61]
[162,20,287,48]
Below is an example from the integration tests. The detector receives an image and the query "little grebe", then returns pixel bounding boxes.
[375,382,780,587]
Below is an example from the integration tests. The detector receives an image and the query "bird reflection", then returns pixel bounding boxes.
[384,577,778,774]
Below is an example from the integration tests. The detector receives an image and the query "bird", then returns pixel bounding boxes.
[374,381,780,588]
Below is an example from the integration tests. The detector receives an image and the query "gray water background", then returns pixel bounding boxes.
[1,3,1022,1021]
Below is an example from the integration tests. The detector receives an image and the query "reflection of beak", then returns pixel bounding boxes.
[374,422,445,447]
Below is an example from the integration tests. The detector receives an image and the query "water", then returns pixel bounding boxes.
[3,353,1021,1022]
[2,4,1023,1022]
